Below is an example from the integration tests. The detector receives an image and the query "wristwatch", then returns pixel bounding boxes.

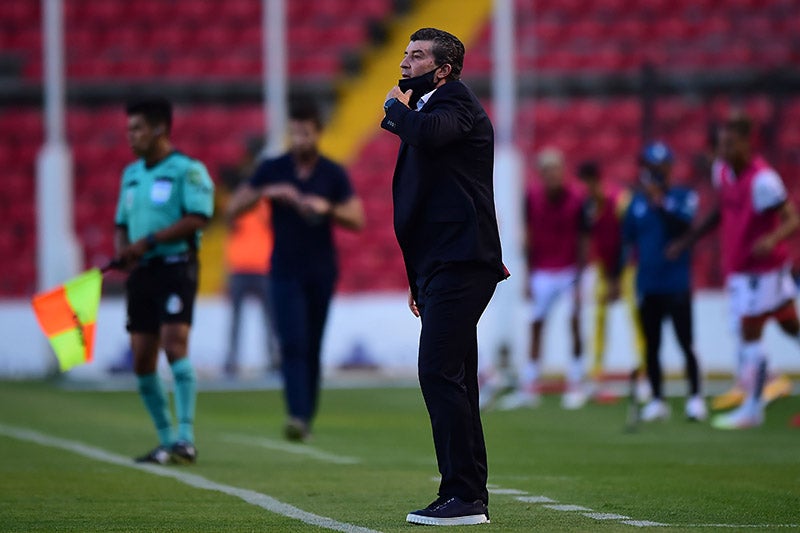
[145,233,158,250]
[384,97,398,112]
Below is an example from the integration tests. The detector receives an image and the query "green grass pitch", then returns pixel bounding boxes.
[0,380,798,532]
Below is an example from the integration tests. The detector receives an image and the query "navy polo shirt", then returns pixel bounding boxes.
[248,153,354,278]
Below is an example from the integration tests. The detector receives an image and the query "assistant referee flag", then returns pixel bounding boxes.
[32,268,102,371]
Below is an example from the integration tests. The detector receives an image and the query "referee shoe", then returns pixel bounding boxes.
[406,496,490,526]
[170,441,198,464]
[134,445,171,465]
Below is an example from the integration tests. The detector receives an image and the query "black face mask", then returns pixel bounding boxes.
[398,67,440,109]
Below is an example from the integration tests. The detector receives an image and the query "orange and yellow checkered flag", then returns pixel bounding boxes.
[31,268,102,372]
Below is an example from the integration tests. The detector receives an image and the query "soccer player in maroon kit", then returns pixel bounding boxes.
[500,148,589,410]
[670,114,800,429]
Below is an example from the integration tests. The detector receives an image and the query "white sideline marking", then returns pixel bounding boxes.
[544,504,592,512]
[584,513,631,520]
[496,483,800,529]
[0,423,380,533]
[222,434,360,465]
[684,525,800,529]
[488,488,527,495]
[516,495,556,503]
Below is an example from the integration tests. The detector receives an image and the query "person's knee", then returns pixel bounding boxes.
[741,315,767,341]
[418,356,457,388]
[277,335,308,361]
[161,324,190,360]
[133,357,158,375]
[131,333,160,375]
[163,341,187,361]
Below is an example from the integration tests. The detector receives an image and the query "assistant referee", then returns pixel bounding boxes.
[114,97,214,464]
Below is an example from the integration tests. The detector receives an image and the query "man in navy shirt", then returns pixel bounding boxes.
[227,100,364,440]
[621,142,706,423]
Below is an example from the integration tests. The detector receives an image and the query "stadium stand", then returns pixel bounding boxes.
[465,0,799,74]
[2,0,392,81]
[1,1,798,296]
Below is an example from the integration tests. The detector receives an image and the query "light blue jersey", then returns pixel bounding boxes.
[115,151,214,259]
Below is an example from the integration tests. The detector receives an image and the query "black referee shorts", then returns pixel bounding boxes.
[125,259,199,334]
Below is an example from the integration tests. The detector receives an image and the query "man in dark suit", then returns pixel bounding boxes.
[381,27,506,526]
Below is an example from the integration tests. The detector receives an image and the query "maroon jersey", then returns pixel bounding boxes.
[526,183,585,270]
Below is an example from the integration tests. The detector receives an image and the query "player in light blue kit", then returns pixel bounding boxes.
[114,97,214,464]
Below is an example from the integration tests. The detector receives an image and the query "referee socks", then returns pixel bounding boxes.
[137,373,175,447]
[170,358,197,444]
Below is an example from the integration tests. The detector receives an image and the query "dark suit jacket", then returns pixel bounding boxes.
[381,80,506,297]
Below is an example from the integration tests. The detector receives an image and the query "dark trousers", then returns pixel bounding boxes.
[416,264,498,505]
[638,292,701,399]
[269,273,335,424]
[226,272,280,370]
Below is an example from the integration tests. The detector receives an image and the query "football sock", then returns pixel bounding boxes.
[171,358,197,444]
[137,373,175,446]
[567,356,585,385]
[740,341,766,411]
[521,360,539,392]
[734,338,745,387]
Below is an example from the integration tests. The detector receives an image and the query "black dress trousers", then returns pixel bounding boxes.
[415,263,498,505]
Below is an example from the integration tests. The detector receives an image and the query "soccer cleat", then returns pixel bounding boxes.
[640,399,671,422]
[406,496,490,526]
[685,395,708,422]
[134,445,171,465]
[284,418,311,442]
[170,441,197,464]
[763,375,792,404]
[711,385,745,411]
[497,390,540,410]
[561,384,589,410]
[711,404,764,430]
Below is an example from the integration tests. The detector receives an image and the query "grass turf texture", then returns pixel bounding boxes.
[0,380,798,532]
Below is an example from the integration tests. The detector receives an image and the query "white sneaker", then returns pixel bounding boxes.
[640,399,671,422]
[685,395,708,421]
[497,390,540,410]
[561,384,589,410]
[711,403,764,430]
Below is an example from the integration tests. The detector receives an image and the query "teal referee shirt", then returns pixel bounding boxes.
[115,151,215,259]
